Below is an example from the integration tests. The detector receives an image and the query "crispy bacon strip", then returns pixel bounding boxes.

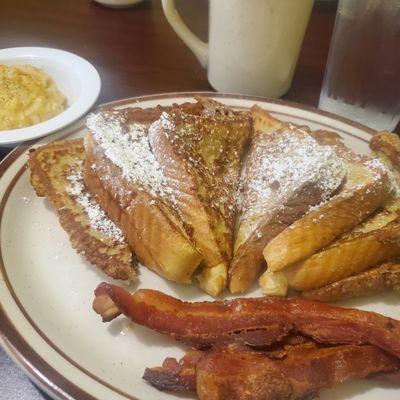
[143,349,202,392]
[93,283,400,357]
[143,342,311,392]
[197,345,399,400]
[144,344,399,399]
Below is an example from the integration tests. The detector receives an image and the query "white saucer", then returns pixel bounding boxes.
[0,47,101,145]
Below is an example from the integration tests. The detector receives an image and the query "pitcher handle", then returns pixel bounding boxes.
[161,0,209,68]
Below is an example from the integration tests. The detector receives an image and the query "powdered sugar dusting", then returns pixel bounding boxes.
[66,163,124,242]
[86,111,172,197]
[365,157,389,177]
[365,157,400,196]
[240,128,346,218]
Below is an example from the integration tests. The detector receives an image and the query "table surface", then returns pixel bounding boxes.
[0,0,397,399]
[0,0,343,162]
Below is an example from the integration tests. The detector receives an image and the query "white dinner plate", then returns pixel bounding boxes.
[0,93,399,400]
[0,47,101,145]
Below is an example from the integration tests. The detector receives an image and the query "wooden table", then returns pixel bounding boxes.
[0,0,342,161]
[0,1,393,399]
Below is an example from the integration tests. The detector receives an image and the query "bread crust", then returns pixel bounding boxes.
[264,156,392,273]
[284,131,400,297]
[85,99,251,295]
[84,133,203,283]
[28,139,135,281]
[230,107,346,293]
[285,217,400,291]
[370,131,400,171]
[302,261,400,302]
[150,105,250,295]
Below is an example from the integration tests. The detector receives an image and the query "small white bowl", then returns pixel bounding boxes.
[0,47,101,145]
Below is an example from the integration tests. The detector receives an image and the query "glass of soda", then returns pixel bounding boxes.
[319,0,400,131]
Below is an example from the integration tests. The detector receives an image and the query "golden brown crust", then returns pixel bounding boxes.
[230,108,346,293]
[311,129,373,163]
[251,105,283,133]
[264,161,392,272]
[102,101,204,125]
[284,216,400,292]
[295,132,400,300]
[84,133,203,283]
[302,261,400,302]
[86,98,251,295]
[149,105,251,295]
[28,139,136,281]
[229,108,283,293]
[370,131,400,171]
[229,182,325,294]
[149,106,250,268]
[297,132,400,300]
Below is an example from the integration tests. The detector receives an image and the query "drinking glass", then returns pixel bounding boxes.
[319,0,400,131]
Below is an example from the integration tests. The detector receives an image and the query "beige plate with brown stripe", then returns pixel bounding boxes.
[1,92,399,400]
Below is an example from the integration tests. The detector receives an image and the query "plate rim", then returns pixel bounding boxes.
[0,46,101,145]
[0,92,376,400]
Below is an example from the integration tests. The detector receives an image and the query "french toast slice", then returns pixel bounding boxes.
[295,131,400,299]
[261,132,400,296]
[28,139,136,281]
[263,133,393,273]
[283,198,400,291]
[302,260,400,302]
[229,107,347,294]
[148,100,251,296]
[84,98,250,293]
[84,108,203,284]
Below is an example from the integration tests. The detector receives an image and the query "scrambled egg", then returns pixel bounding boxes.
[0,64,67,130]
